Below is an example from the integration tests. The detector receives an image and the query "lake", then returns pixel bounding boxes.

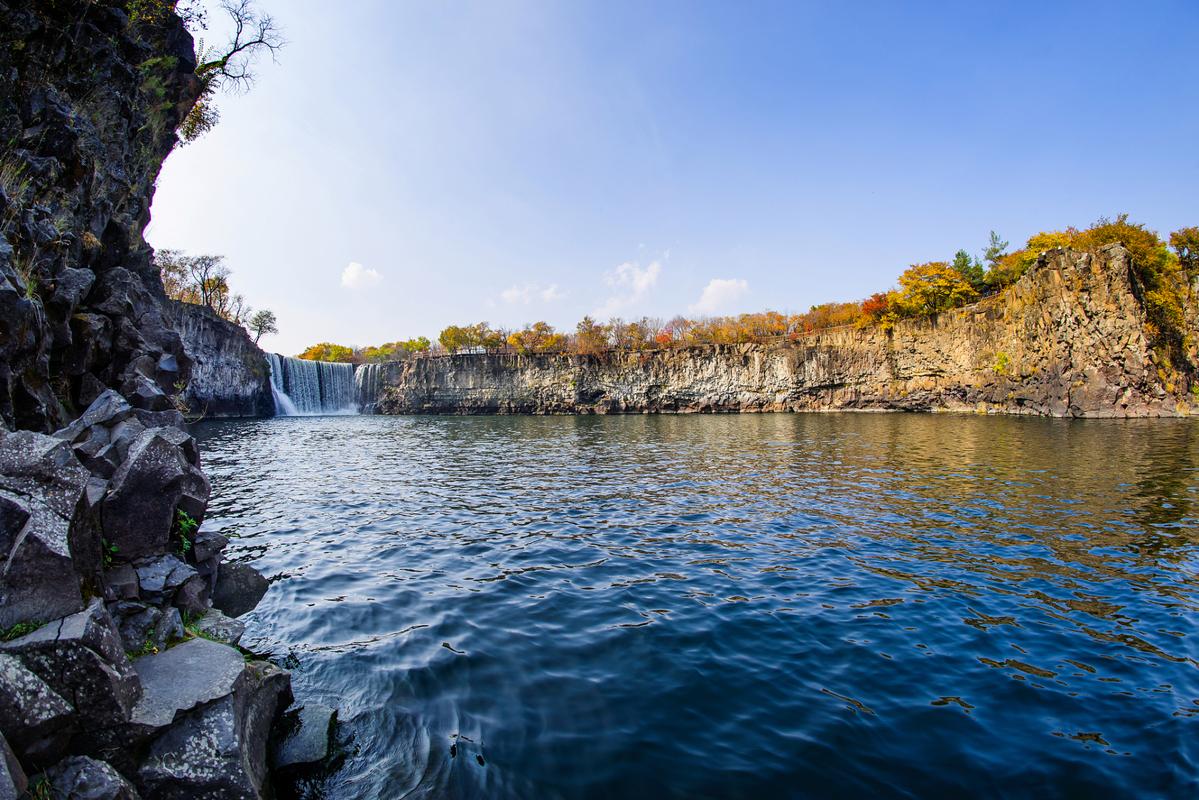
[193,413,1198,799]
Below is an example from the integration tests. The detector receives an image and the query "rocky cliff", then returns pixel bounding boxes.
[379,245,1197,418]
[166,302,273,418]
[0,3,309,797]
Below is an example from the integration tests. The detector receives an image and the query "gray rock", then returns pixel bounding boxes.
[0,431,92,628]
[273,704,336,770]
[191,530,227,564]
[129,638,245,730]
[43,755,139,800]
[0,600,140,729]
[130,409,184,431]
[101,429,209,561]
[0,734,26,800]
[51,391,133,447]
[0,654,73,767]
[133,556,196,605]
[138,659,290,800]
[211,561,269,619]
[103,565,139,602]
[191,610,244,646]
[109,603,181,655]
[172,575,208,620]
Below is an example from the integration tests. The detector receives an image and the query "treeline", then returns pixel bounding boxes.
[156,250,278,343]
[296,217,1198,363]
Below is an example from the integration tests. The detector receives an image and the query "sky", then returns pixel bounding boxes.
[147,0,1199,355]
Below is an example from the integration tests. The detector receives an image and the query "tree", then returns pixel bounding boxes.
[507,322,564,354]
[297,343,355,362]
[248,309,278,343]
[951,249,986,292]
[1170,227,1199,280]
[982,231,1009,270]
[574,316,608,355]
[896,262,978,316]
[181,1,285,143]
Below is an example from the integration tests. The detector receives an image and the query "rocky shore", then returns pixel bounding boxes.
[377,244,1198,418]
[0,2,323,796]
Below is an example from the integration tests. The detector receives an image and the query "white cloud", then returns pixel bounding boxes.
[595,260,661,316]
[499,282,566,305]
[341,261,382,289]
[689,278,749,314]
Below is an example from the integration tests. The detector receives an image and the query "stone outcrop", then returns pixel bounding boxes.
[378,245,1197,418]
[0,0,203,432]
[165,302,274,419]
[0,3,299,796]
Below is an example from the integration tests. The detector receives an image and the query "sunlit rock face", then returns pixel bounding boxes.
[165,302,274,418]
[379,245,1195,419]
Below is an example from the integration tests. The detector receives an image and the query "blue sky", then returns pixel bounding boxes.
[147,0,1199,355]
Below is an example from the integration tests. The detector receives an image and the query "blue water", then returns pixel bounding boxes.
[193,414,1199,799]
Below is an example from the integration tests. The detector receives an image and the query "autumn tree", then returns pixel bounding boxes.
[508,322,564,354]
[896,262,978,317]
[297,343,355,362]
[1170,227,1199,280]
[248,309,278,343]
[574,316,608,355]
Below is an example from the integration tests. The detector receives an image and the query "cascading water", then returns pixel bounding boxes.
[266,353,357,415]
[354,363,383,414]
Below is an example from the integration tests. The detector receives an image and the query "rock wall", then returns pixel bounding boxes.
[379,245,1197,418]
[0,3,310,797]
[0,0,200,432]
[166,302,274,418]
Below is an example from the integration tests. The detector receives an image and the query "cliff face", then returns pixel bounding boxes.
[0,5,295,797]
[379,245,1197,418]
[0,0,200,431]
[166,302,273,418]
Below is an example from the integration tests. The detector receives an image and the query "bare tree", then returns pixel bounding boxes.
[181,1,284,142]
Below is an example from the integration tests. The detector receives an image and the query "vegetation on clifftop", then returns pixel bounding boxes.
[298,217,1196,367]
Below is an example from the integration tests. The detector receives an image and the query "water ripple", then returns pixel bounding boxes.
[194,414,1199,799]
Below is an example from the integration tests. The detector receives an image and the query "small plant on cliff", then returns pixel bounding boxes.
[993,352,1010,376]
[102,539,120,568]
[1,620,44,642]
[1170,227,1199,281]
[174,509,198,556]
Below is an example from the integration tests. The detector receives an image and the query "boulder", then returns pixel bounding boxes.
[191,610,244,646]
[0,431,94,628]
[0,600,140,730]
[0,734,26,800]
[273,704,336,771]
[172,576,209,620]
[109,603,181,655]
[137,658,291,800]
[102,565,139,602]
[101,430,209,561]
[43,755,139,800]
[133,556,196,606]
[210,562,269,619]
[129,638,246,731]
[0,654,73,767]
[51,391,134,448]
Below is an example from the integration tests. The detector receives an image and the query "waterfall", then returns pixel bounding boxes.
[266,353,357,415]
[354,363,383,414]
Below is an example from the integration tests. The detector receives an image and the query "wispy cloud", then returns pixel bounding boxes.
[341,261,382,289]
[689,278,749,314]
[499,282,566,305]
[595,260,662,316]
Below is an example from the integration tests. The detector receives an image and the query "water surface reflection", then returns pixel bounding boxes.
[195,414,1199,799]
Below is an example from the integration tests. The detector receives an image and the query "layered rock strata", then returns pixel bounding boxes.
[378,245,1197,418]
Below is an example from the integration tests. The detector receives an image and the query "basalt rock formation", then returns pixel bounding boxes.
[166,302,274,419]
[0,3,294,797]
[378,245,1197,418]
